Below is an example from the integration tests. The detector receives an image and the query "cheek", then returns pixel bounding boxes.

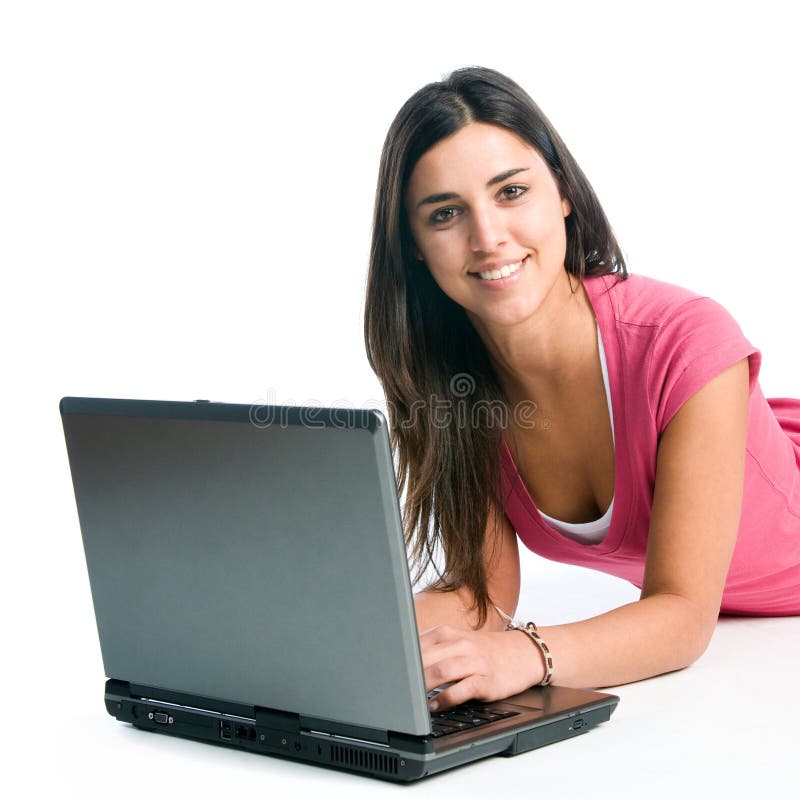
[420,231,465,268]
[513,206,567,250]
[426,235,457,260]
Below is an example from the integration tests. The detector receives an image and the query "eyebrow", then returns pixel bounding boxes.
[416,167,530,209]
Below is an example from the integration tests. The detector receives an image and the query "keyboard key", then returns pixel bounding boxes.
[428,702,520,738]
[470,711,504,721]
[441,712,485,725]
[434,719,470,730]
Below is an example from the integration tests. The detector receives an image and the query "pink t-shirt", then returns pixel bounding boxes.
[500,272,800,616]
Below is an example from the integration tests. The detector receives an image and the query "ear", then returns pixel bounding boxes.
[415,248,425,261]
[561,197,572,218]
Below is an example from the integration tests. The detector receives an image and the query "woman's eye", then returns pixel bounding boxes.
[430,206,459,225]
[501,185,527,200]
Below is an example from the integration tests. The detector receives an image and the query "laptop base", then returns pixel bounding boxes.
[105,679,618,782]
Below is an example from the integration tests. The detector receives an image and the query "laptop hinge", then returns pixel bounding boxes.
[122,681,256,718]
[298,715,389,746]
[107,679,270,720]
[255,706,301,734]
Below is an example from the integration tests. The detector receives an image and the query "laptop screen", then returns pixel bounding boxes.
[62,398,431,735]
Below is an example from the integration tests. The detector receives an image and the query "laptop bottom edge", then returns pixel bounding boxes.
[104,680,618,783]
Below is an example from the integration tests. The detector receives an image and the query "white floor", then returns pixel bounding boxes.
[9,544,798,799]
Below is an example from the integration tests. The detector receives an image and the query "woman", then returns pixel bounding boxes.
[363,66,800,712]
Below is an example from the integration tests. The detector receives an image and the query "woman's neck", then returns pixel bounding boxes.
[470,270,599,407]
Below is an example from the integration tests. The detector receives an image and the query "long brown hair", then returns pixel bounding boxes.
[364,66,628,627]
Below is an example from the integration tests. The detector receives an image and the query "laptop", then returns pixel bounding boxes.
[60,396,619,782]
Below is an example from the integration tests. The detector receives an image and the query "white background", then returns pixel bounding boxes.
[2,1,799,797]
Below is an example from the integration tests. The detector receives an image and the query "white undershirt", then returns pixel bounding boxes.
[537,322,614,545]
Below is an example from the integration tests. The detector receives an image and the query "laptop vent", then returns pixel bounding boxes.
[329,744,399,776]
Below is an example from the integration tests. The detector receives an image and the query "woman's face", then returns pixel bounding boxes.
[405,122,572,329]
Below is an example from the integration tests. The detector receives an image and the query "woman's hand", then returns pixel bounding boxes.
[420,625,545,711]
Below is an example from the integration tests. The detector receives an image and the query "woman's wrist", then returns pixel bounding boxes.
[507,623,553,686]
[506,628,546,686]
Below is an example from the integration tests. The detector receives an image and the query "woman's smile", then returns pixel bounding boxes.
[468,254,528,288]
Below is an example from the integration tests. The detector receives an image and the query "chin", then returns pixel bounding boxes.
[467,301,539,330]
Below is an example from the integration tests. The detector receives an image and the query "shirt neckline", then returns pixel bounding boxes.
[500,273,633,554]
[537,320,615,542]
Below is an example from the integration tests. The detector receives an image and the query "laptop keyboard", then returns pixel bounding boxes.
[429,702,519,738]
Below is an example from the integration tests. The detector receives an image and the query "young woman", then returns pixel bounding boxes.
[363,66,800,712]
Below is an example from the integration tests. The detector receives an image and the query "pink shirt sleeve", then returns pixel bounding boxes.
[648,296,762,435]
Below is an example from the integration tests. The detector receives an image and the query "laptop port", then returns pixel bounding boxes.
[220,720,233,741]
[235,724,257,741]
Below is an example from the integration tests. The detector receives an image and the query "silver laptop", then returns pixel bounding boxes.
[60,396,619,782]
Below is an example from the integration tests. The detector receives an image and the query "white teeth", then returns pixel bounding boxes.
[477,259,523,281]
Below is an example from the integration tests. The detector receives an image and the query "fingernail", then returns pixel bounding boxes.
[429,700,438,712]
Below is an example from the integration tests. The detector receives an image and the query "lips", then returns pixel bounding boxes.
[469,255,529,281]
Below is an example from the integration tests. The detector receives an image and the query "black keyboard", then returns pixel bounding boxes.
[429,702,519,738]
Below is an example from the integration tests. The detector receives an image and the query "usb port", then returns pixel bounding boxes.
[220,720,233,741]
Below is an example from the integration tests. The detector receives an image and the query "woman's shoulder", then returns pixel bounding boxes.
[583,271,721,328]
[586,272,761,434]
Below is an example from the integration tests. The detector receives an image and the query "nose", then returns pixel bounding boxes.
[469,206,506,254]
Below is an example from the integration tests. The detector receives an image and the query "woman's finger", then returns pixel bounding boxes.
[423,653,482,694]
[428,674,488,712]
[419,624,462,648]
[419,629,476,667]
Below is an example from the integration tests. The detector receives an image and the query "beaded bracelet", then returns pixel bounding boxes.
[506,620,554,687]
[494,605,554,687]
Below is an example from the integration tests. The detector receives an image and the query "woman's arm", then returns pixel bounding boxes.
[413,499,521,634]
[535,356,751,687]
[422,357,751,705]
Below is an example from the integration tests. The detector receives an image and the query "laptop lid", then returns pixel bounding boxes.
[61,397,431,736]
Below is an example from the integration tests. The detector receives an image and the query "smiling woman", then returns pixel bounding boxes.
[365,67,627,624]
[363,66,800,710]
